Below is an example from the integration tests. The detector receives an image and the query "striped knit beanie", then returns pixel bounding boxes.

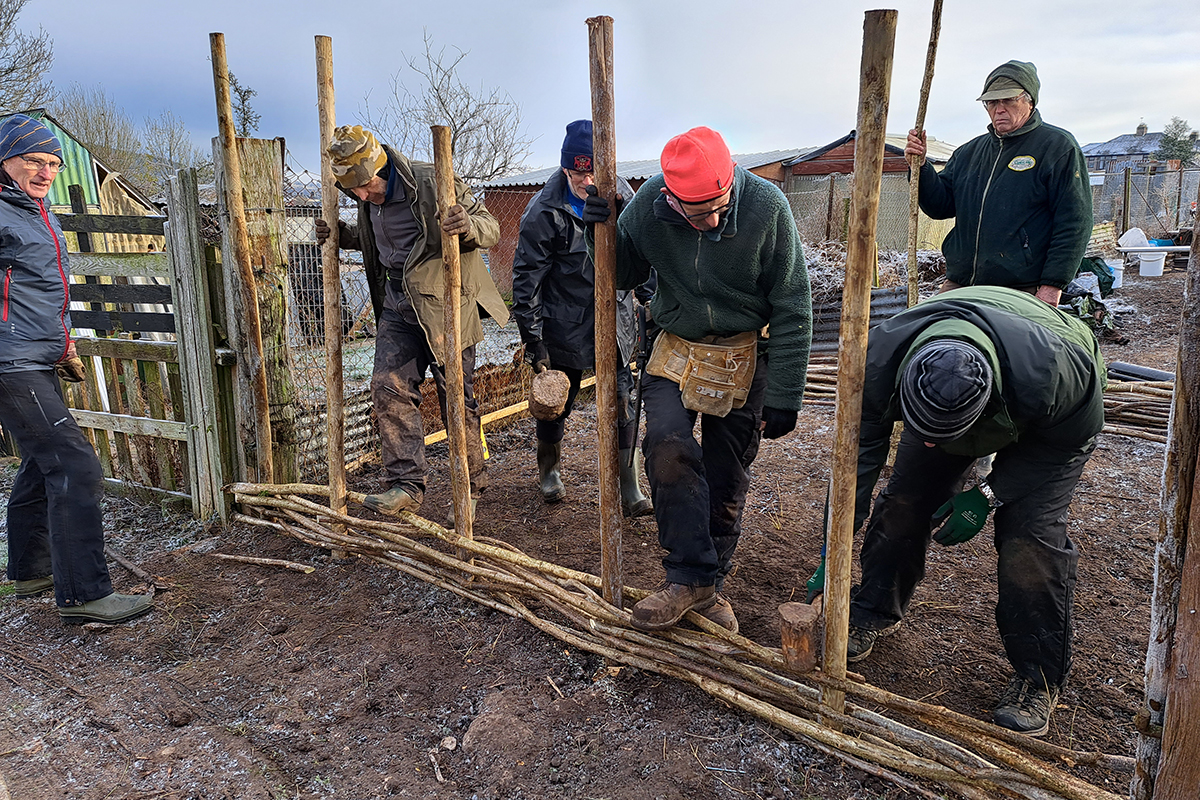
[0,114,63,163]
[899,340,993,443]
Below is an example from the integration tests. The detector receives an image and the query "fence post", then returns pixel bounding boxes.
[166,168,230,522]
[213,137,300,484]
[824,174,836,241]
[1123,167,1133,234]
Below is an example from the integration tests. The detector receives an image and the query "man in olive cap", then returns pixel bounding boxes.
[905,61,1092,306]
[315,125,509,525]
[847,286,1106,737]
[583,126,812,634]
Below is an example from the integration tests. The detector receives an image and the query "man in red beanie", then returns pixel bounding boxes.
[584,126,812,633]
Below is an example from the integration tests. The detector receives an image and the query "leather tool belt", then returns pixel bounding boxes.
[645,330,758,417]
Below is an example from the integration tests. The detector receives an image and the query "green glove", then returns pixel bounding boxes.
[805,552,826,603]
[931,485,996,546]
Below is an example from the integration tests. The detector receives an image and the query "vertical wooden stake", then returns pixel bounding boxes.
[821,9,897,727]
[432,125,474,549]
[586,14,623,610]
[210,32,274,484]
[1123,167,1133,234]
[315,35,347,552]
[906,0,943,308]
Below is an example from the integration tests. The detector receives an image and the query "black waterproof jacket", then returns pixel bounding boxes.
[916,109,1092,291]
[0,177,71,372]
[511,170,647,369]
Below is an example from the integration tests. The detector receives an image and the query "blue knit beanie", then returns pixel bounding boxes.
[560,120,593,172]
[0,114,64,163]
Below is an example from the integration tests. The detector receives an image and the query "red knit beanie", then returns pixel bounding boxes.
[660,127,735,202]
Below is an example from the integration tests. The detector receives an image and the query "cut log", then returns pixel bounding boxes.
[530,369,571,421]
[781,597,824,673]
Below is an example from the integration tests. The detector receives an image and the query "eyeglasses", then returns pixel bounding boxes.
[670,192,733,221]
[983,97,1027,111]
[17,155,63,173]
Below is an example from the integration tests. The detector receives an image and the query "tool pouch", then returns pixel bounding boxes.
[645,330,758,417]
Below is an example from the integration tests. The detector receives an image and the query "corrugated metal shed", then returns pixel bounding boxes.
[482,148,815,189]
[810,285,908,353]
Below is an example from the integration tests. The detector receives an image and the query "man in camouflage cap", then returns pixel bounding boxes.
[316,125,509,525]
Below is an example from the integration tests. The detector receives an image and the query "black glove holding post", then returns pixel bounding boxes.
[524,340,551,373]
[582,185,624,229]
[761,407,797,439]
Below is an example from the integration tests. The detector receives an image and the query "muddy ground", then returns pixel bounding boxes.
[0,262,1186,800]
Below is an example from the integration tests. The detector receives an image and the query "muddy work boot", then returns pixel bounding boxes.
[363,486,420,516]
[13,576,54,598]
[631,583,716,631]
[846,621,900,663]
[993,675,1059,737]
[618,448,653,518]
[59,592,154,625]
[536,440,566,504]
[693,594,738,634]
[445,497,479,529]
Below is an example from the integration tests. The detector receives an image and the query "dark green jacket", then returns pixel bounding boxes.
[916,109,1092,291]
[340,147,509,365]
[612,167,812,411]
[855,286,1106,528]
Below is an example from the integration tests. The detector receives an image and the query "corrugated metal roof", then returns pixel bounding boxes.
[482,148,814,188]
[810,286,908,353]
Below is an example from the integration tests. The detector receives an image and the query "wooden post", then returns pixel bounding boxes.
[210,32,274,484]
[165,168,229,522]
[432,125,474,545]
[824,174,837,242]
[1123,167,1133,234]
[587,14,623,609]
[906,0,942,308]
[315,35,348,544]
[1137,182,1200,800]
[820,9,897,726]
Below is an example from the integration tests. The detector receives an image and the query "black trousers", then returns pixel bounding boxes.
[534,363,637,451]
[0,368,113,606]
[372,299,486,502]
[850,427,1092,688]
[639,360,768,588]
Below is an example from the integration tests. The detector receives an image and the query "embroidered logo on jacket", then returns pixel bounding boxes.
[1007,155,1036,172]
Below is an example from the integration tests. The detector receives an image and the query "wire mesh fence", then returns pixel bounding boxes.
[1092,168,1200,237]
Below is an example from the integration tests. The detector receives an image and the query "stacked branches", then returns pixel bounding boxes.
[231,483,1130,800]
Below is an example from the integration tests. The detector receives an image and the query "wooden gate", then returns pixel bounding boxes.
[55,170,234,522]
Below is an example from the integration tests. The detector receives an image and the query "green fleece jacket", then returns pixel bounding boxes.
[917,99,1092,290]
[612,167,812,411]
[854,286,1106,528]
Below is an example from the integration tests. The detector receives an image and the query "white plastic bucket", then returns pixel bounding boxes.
[1105,257,1125,289]
[1140,251,1166,277]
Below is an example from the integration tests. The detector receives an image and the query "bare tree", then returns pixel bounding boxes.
[361,31,533,184]
[229,72,260,137]
[0,0,54,113]
[143,109,214,196]
[51,82,153,187]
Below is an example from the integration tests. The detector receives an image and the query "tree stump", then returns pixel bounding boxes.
[780,597,824,673]
[530,369,570,421]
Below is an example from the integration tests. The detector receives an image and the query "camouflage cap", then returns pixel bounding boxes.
[328,125,386,189]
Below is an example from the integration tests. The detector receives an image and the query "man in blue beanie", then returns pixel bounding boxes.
[905,61,1092,306]
[511,120,652,516]
[0,113,154,624]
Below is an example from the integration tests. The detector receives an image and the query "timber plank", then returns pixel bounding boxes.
[57,213,166,236]
[75,337,179,363]
[140,361,176,491]
[121,359,153,486]
[71,410,188,441]
[79,354,114,478]
[71,310,176,334]
[69,252,170,279]
[70,283,173,305]
[100,356,134,482]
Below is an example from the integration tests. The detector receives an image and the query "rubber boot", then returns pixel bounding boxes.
[537,440,566,503]
[618,448,653,517]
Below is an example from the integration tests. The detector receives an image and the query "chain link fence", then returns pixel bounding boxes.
[1092,168,1200,237]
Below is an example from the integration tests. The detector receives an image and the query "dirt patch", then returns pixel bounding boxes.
[0,266,1184,799]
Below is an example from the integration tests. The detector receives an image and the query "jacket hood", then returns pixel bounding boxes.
[984,60,1040,106]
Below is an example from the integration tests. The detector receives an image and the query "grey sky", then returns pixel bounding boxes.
[23,0,1200,177]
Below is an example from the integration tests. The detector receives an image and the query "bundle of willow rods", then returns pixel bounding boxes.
[805,357,1173,444]
[230,482,1130,800]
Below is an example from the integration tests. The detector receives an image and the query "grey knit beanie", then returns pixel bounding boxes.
[899,340,993,443]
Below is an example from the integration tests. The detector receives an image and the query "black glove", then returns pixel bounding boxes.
[582,185,625,228]
[761,407,798,440]
[315,217,332,245]
[524,340,551,373]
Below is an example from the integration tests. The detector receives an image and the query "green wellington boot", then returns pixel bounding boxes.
[363,487,420,516]
[13,576,54,599]
[537,440,566,503]
[59,592,154,625]
[618,448,653,517]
